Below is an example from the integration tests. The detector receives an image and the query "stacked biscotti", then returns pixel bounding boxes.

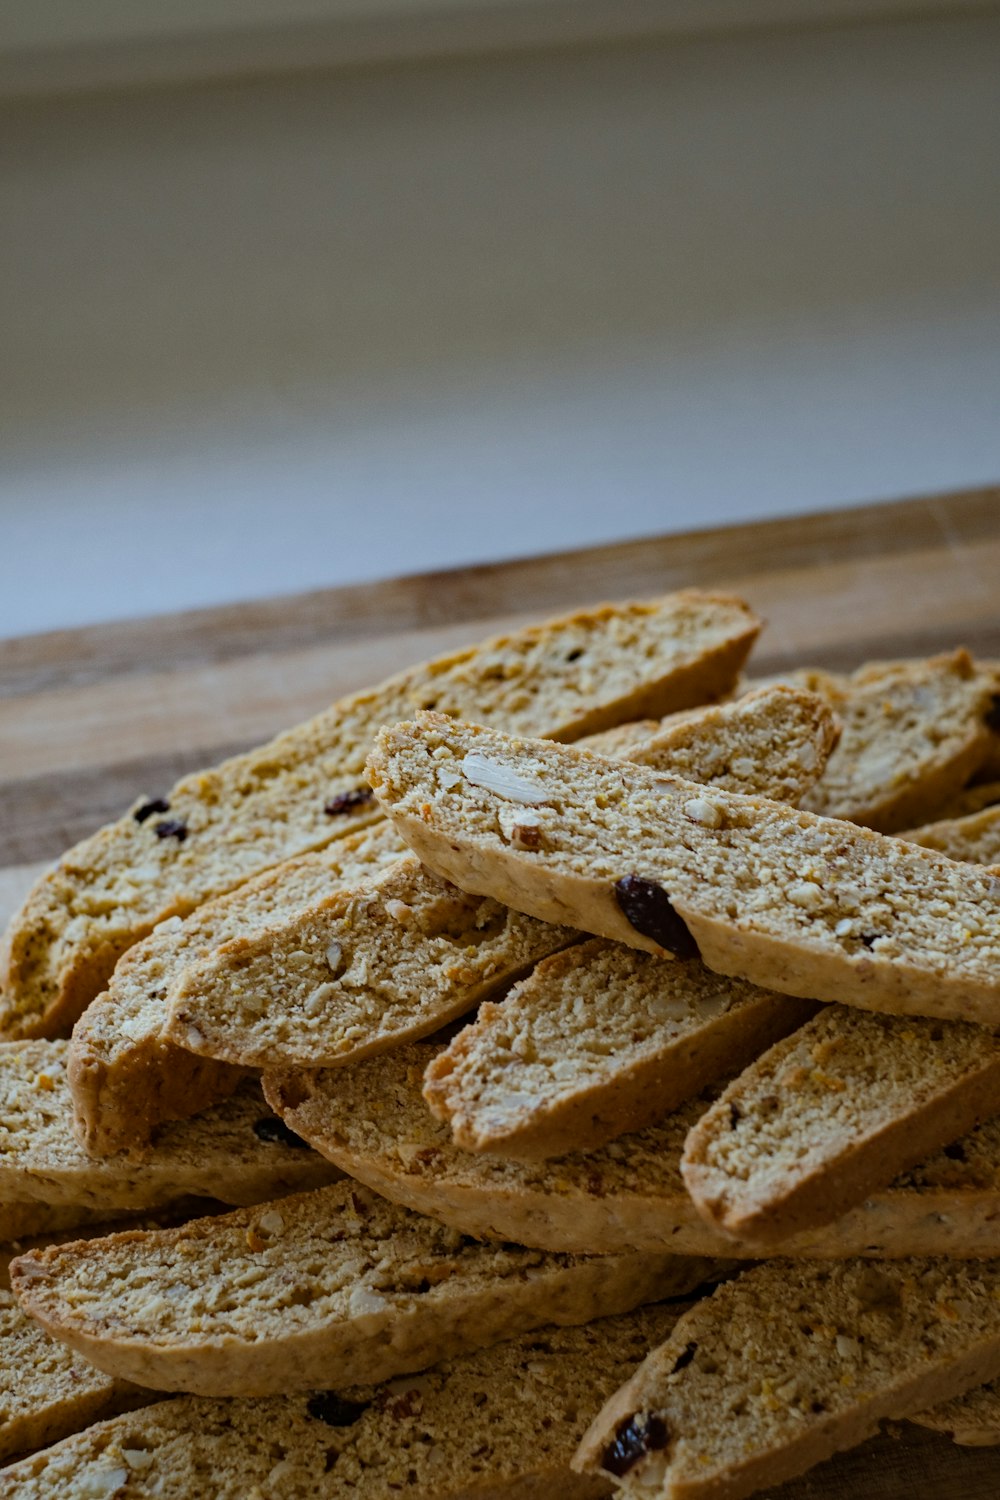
[4,591,1000,1498]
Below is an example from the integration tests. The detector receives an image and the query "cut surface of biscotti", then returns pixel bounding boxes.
[904,803,1000,867]
[0,1040,337,1210]
[68,823,406,1157]
[573,1257,1000,1500]
[584,683,838,803]
[0,1304,693,1499]
[422,939,814,1158]
[264,1043,1000,1259]
[1,592,759,1041]
[10,1180,714,1397]
[681,1005,1000,1246]
[779,651,999,831]
[165,855,579,1070]
[367,714,1000,1024]
[0,1288,151,1465]
[911,1379,1000,1446]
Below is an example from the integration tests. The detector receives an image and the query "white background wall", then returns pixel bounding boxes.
[3,10,1000,637]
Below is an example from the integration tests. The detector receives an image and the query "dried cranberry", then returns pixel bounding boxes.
[859,932,881,949]
[614,875,699,959]
[307,1393,370,1427]
[602,1413,670,1477]
[253,1117,310,1150]
[985,695,1000,733]
[134,797,170,823]
[324,787,375,817]
[154,819,187,842]
[728,1103,742,1129]
[943,1142,968,1162]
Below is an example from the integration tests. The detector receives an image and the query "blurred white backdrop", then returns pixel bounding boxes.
[2,9,1000,636]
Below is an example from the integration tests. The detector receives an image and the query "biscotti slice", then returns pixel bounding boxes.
[264,1043,1000,1259]
[681,1005,1000,1247]
[795,650,1000,831]
[935,779,1000,820]
[0,1040,337,1210]
[422,940,814,1158]
[573,1257,1000,1499]
[0,1199,138,1248]
[912,1380,1000,1446]
[0,1289,152,1465]
[367,714,1000,1024]
[68,823,406,1157]
[0,1304,695,1499]
[1,592,759,1042]
[584,684,839,803]
[165,855,579,1070]
[904,803,1000,867]
[11,1180,715,1397]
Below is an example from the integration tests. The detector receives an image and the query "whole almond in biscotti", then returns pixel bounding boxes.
[573,1257,1000,1500]
[0,592,759,1043]
[264,1043,1000,1260]
[422,939,815,1159]
[584,683,839,803]
[0,1303,693,1500]
[68,823,406,1158]
[10,1181,717,1398]
[786,650,999,832]
[0,1039,337,1212]
[681,1004,1000,1247]
[165,855,579,1071]
[366,714,1000,1025]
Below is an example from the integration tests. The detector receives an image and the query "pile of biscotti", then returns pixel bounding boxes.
[3,591,1000,1498]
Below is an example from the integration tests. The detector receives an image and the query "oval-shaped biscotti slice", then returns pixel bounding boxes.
[68,823,406,1158]
[422,939,814,1158]
[681,1005,1000,1247]
[904,803,1000,867]
[0,1040,337,1211]
[1,592,759,1041]
[584,683,838,803]
[165,856,579,1070]
[367,715,1000,1024]
[0,1303,693,1499]
[10,1181,716,1397]
[573,1257,1000,1500]
[263,1043,1000,1260]
[778,651,1000,831]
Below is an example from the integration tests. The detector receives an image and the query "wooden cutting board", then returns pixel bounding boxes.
[3,485,1000,1496]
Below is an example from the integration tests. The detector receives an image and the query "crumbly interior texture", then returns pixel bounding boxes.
[789,651,998,831]
[10,1182,705,1397]
[588,685,839,803]
[165,856,578,1070]
[0,592,758,1037]
[904,805,1000,867]
[0,1040,337,1210]
[423,940,812,1158]
[573,1258,1000,1499]
[0,1304,688,1499]
[366,716,1000,1023]
[0,1288,149,1463]
[681,1006,1000,1245]
[264,1043,1000,1260]
[68,824,406,1155]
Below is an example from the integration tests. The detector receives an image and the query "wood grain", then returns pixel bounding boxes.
[2,485,1000,1495]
